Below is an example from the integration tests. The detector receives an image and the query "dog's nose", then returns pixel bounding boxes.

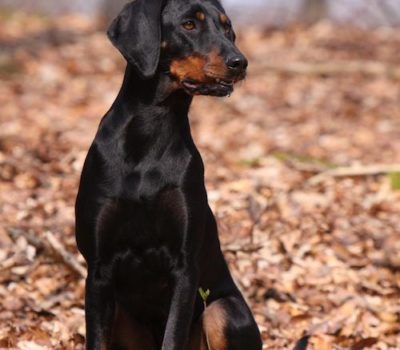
[226,55,248,73]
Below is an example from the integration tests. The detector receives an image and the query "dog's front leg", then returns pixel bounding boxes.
[85,266,115,350]
[162,266,199,350]
[161,185,207,350]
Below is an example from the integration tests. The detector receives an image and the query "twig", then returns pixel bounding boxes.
[251,60,400,79]
[223,243,263,254]
[286,159,329,173]
[247,195,261,245]
[7,228,86,278]
[8,228,43,249]
[308,164,400,185]
[247,194,271,245]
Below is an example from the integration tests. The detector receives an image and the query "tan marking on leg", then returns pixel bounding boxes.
[202,301,228,350]
[196,11,206,21]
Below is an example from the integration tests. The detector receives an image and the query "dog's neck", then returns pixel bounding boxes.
[114,64,192,111]
[98,64,196,155]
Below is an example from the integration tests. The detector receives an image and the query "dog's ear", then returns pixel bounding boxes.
[107,0,162,79]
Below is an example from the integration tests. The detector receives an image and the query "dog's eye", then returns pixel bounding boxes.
[182,21,196,31]
[224,24,232,35]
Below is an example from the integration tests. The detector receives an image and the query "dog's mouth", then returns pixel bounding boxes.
[181,76,238,97]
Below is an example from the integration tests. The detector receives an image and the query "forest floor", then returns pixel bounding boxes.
[0,11,399,350]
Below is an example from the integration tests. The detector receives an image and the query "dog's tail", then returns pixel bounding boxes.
[292,335,310,350]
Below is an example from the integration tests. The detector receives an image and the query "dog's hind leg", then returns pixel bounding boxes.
[189,296,262,350]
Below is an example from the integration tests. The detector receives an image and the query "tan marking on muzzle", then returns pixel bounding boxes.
[170,54,208,82]
[206,49,228,77]
[170,50,228,83]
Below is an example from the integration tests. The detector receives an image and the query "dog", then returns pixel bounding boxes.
[75,0,262,349]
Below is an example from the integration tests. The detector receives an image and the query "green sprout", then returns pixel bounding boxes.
[198,287,212,350]
[198,287,210,303]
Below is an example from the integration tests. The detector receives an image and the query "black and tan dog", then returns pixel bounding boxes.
[75,0,262,349]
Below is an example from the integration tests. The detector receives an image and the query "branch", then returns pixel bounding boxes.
[44,231,86,278]
[7,228,86,278]
[308,164,400,184]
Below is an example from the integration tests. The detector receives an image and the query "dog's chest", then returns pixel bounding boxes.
[96,195,184,316]
[96,186,188,259]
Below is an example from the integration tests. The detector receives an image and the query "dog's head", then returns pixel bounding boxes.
[108,0,247,97]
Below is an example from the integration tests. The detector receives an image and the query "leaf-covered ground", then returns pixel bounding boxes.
[0,12,399,350]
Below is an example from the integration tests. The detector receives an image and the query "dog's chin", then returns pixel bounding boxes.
[181,79,234,97]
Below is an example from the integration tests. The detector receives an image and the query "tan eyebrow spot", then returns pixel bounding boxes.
[196,11,205,21]
[219,14,228,24]
[161,41,168,49]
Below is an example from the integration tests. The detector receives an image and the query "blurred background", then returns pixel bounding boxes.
[0,1,399,349]
[2,0,400,26]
